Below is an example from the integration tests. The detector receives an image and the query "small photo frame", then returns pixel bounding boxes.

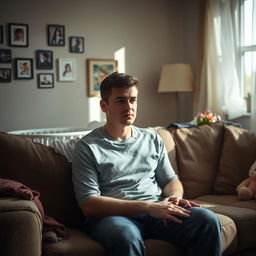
[48,25,65,46]
[87,58,118,97]
[8,23,29,47]
[0,68,11,83]
[0,49,12,63]
[36,50,53,69]
[69,36,84,53]
[37,73,54,89]
[14,58,33,80]
[0,25,3,44]
[58,58,75,81]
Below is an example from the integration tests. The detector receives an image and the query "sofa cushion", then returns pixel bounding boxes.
[0,132,83,228]
[215,213,237,255]
[43,228,184,256]
[43,228,106,256]
[171,123,224,198]
[144,239,183,256]
[157,128,178,175]
[197,200,256,252]
[195,194,256,211]
[214,125,256,195]
[43,213,237,256]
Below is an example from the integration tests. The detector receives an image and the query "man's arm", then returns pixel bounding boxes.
[162,178,184,199]
[162,178,200,207]
[81,196,149,218]
[81,194,192,224]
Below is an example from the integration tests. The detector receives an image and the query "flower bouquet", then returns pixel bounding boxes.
[191,109,221,126]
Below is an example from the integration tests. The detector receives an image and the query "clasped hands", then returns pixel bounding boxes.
[147,196,200,226]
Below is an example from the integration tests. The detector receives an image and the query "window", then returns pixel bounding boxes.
[240,0,256,111]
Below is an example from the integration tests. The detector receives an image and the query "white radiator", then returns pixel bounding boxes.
[8,128,91,146]
[8,128,94,162]
[8,121,105,146]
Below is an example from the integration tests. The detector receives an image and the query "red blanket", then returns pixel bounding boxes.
[0,178,69,240]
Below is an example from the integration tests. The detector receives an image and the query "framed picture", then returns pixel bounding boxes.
[0,25,3,44]
[14,58,33,79]
[48,25,65,46]
[0,68,11,83]
[37,73,54,89]
[0,49,12,63]
[87,58,118,97]
[36,50,53,69]
[69,36,84,53]
[8,23,29,47]
[58,58,75,81]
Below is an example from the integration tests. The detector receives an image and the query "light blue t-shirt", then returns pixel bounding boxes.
[72,126,177,206]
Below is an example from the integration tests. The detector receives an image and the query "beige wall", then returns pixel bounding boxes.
[0,0,199,132]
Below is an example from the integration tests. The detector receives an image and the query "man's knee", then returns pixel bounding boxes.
[190,207,221,233]
[186,207,222,255]
[109,221,145,256]
[93,216,145,256]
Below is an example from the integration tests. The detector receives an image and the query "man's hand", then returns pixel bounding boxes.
[147,200,191,224]
[146,197,201,227]
[163,196,201,208]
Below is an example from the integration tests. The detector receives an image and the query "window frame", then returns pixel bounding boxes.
[239,0,256,103]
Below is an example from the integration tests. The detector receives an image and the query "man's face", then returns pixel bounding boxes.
[101,86,138,127]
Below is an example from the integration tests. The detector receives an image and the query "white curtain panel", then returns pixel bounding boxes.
[250,1,256,134]
[196,0,245,120]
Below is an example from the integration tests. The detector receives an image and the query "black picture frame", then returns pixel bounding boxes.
[14,58,33,80]
[37,73,54,89]
[87,58,118,97]
[69,36,84,53]
[8,23,29,47]
[0,68,11,83]
[47,25,65,46]
[0,49,12,63]
[36,50,53,69]
[0,25,3,44]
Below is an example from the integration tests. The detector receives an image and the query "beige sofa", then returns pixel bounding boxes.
[0,122,256,256]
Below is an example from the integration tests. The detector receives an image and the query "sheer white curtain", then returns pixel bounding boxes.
[195,0,245,119]
[250,1,256,134]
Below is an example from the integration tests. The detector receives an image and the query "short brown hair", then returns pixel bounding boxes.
[100,72,138,102]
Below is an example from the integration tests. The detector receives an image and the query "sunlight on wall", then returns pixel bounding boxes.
[114,47,126,73]
[88,97,103,123]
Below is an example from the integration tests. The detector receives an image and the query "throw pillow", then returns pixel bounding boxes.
[214,125,256,195]
[171,123,224,199]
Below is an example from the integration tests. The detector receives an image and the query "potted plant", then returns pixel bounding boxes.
[245,92,251,113]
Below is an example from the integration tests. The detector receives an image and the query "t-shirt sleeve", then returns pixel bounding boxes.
[155,133,178,188]
[72,140,100,206]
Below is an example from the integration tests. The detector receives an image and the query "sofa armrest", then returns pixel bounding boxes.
[0,196,43,256]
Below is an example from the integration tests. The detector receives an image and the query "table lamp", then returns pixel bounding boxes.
[158,63,194,122]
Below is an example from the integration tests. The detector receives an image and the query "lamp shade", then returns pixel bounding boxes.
[158,64,194,93]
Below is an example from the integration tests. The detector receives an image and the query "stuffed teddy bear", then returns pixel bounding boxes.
[236,161,256,201]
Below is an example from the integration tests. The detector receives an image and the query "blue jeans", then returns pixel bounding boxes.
[84,207,222,256]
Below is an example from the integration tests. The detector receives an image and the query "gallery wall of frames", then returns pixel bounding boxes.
[0,23,117,97]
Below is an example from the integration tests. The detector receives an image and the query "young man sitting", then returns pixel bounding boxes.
[72,72,222,256]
